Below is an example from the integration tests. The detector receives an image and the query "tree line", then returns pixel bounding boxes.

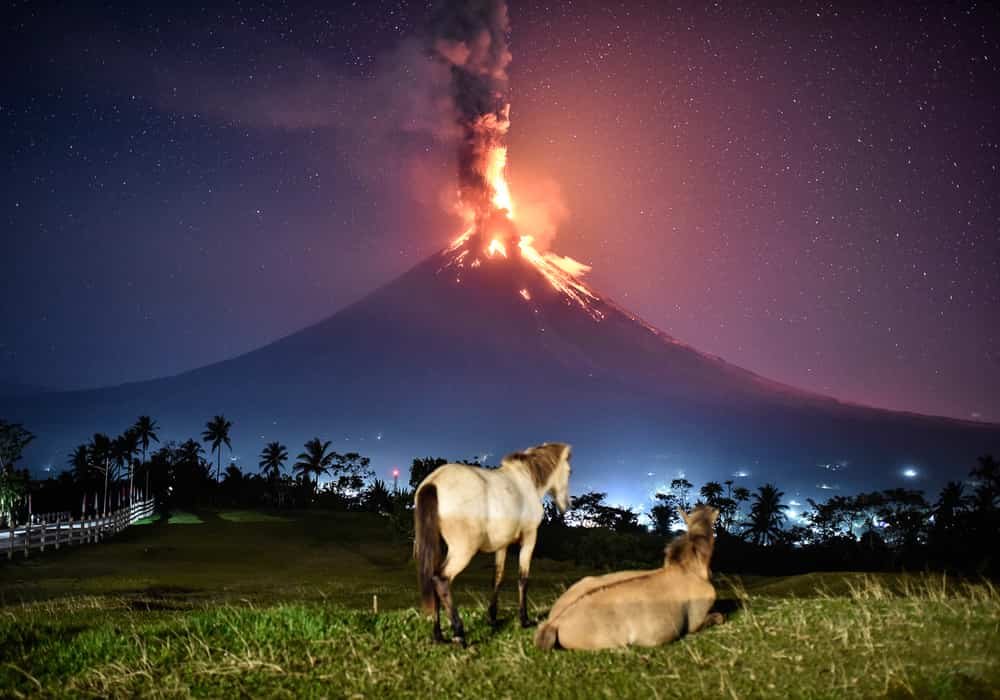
[2,416,997,575]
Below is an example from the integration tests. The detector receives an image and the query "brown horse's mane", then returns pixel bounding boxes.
[503,443,568,488]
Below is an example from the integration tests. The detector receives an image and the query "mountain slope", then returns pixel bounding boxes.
[5,245,997,502]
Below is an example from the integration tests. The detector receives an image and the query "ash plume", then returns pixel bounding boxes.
[429,0,513,225]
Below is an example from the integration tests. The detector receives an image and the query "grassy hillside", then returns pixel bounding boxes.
[1,510,998,698]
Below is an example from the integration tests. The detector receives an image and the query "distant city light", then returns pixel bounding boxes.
[391,468,400,478]
[902,467,918,478]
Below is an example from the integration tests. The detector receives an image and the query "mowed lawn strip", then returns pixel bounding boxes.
[1,510,997,698]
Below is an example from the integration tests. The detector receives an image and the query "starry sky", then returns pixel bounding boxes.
[4,0,999,423]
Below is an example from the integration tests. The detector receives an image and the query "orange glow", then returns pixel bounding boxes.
[485,146,514,218]
[487,238,508,257]
[446,105,603,321]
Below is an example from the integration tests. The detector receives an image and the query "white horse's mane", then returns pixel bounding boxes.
[500,442,568,488]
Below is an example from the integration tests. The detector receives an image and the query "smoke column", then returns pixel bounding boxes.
[429,0,513,227]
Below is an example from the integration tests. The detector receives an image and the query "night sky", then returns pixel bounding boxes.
[4,0,999,423]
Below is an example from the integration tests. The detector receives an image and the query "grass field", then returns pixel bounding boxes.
[1,509,998,698]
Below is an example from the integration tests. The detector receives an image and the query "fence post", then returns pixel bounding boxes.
[40,520,46,552]
[7,522,12,560]
[55,519,61,550]
[23,522,30,558]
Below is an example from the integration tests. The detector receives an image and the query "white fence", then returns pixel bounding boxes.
[1,499,155,560]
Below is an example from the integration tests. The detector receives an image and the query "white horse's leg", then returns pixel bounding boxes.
[488,547,507,625]
[518,529,538,628]
[431,587,446,643]
[435,543,477,645]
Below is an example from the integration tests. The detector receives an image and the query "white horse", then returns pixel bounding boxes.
[413,443,572,644]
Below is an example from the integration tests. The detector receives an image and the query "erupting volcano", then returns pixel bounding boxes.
[431,0,602,320]
[6,0,998,504]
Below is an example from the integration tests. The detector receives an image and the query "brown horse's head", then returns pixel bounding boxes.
[664,505,719,578]
[679,505,719,538]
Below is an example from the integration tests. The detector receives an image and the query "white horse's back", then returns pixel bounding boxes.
[420,463,536,554]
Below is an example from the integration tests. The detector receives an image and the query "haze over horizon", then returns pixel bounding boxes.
[4,0,999,424]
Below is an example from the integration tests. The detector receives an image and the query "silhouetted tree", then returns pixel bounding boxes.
[970,455,999,512]
[933,481,967,534]
[329,452,374,507]
[567,491,641,533]
[699,480,736,532]
[542,498,567,527]
[409,457,447,490]
[700,481,723,504]
[258,441,288,481]
[363,479,393,514]
[568,491,609,528]
[89,433,113,514]
[178,438,205,466]
[0,420,34,474]
[670,478,694,511]
[294,438,336,498]
[115,427,139,504]
[387,487,415,541]
[171,439,213,506]
[133,416,159,498]
[806,495,855,543]
[742,483,788,546]
[202,415,233,482]
[878,488,929,550]
[68,444,93,485]
[649,491,681,536]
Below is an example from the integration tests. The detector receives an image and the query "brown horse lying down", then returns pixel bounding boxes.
[535,506,723,650]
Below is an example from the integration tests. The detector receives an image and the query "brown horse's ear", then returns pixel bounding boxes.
[678,508,690,527]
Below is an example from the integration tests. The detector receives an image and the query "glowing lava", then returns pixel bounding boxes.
[485,146,514,216]
[487,238,508,258]
[445,140,603,320]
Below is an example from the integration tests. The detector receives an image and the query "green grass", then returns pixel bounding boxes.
[1,510,998,698]
[164,511,204,525]
[216,510,290,523]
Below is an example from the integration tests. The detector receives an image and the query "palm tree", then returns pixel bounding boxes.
[258,442,288,481]
[133,416,160,499]
[115,428,140,505]
[178,438,205,469]
[700,481,724,504]
[68,444,91,484]
[202,415,233,482]
[294,438,336,496]
[699,480,736,532]
[89,433,113,515]
[742,483,788,546]
[933,481,966,533]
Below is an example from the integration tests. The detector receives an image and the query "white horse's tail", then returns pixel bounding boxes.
[414,484,442,614]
